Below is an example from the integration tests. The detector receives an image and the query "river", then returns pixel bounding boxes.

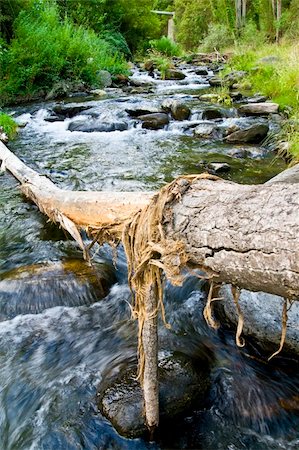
[0,64,298,449]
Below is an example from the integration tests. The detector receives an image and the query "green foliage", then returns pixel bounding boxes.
[228,44,299,160]
[149,36,181,56]
[0,113,18,139]
[200,23,235,52]
[0,3,128,104]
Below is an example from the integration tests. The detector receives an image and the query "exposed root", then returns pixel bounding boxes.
[232,285,245,348]
[268,298,288,361]
[203,281,222,329]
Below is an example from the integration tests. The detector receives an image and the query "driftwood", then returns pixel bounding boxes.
[1,141,299,434]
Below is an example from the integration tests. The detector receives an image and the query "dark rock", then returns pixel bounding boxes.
[125,107,161,118]
[208,76,223,87]
[230,91,243,101]
[68,120,128,133]
[99,352,210,438]
[195,67,209,76]
[239,102,279,115]
[225,124,269,144]
[202,108,223,120]
[164,69,186,80]
[207,162,231,173]
[138,113,169,130]
[44,114,65,123]
[53,104,92,118]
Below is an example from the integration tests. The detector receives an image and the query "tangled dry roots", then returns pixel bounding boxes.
[122,175,206,381]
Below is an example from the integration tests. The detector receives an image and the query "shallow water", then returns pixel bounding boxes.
[1,64,297,450]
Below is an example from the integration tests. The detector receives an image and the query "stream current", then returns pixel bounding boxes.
[0,65,298,449]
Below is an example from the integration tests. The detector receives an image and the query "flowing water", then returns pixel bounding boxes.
[0,65,298,450]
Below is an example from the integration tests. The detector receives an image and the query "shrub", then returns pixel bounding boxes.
[200,24,235,53]
[0,3,128,104]
[149,36,181,57]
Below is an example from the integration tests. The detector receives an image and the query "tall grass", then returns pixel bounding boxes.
[0,4,128,104]
[149,36,181,57]
[0,113,18,139]
[228,43,299,160]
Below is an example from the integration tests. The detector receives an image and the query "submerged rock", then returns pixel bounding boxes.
[138,112,169,130]
[125,107,161,118]
[99,352,210,438]
[225,124,269,144]
[0,259,115,320]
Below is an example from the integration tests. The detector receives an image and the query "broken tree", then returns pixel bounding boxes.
[1,141,299,433]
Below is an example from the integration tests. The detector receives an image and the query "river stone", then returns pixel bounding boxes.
[125,107,161,118]
[138,113,169,130]
[217,285,299,354]
[245,95,268,103]
[161,100,191,121]
[144,60,154,71]
[202,108,223,120]
[195,67,209,76]
[89,89,107,97]
[225,124,269,144]
[194,123,216,138]
[164,69,186,80]
[99,352,210,438]
[68,120,128,132]
[53,104,92,118]
[239,102,279,115]
[0,260,115,320]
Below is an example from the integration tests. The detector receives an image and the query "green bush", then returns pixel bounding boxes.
[200,24,235,52]
[149,36,181,57]
[0,3,128,104]
[0,113,18,139]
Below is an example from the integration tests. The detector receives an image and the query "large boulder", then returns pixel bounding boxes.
[96,70,112,88]
[195,67,209,76]
[99,352,210,438]
[162,99,191,121]
[239,102,279,115]
[138,112,169,130]
[164,69,186,80]
[217,285,299,354]
[225,124,269,144]
[68,120,128,132]
[208,76,223,87]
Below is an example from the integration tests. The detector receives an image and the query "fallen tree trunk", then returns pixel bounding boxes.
[1,141,299,435]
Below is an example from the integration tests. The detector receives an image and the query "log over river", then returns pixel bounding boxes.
[0,62,298,449]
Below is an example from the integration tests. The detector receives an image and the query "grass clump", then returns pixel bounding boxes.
[149,36,181,57]
[0,113,18,140]
[0,4,128,105]
[227,43,299,160]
